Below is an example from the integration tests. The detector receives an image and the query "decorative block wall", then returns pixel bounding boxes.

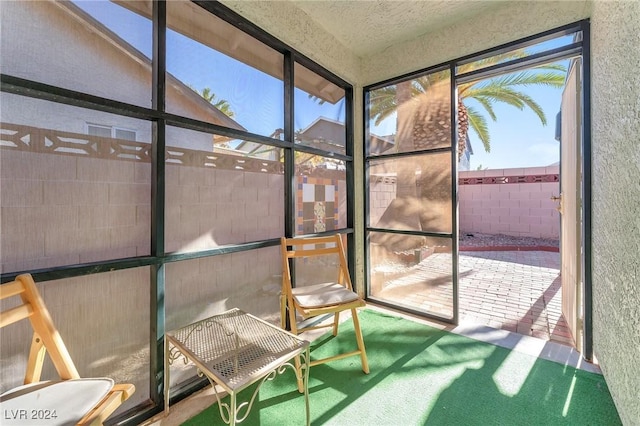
[297,176,339,234]
[369,166,560,239]
[459,166,560,239]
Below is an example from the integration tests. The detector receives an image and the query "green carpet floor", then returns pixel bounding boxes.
[183,309,621,425]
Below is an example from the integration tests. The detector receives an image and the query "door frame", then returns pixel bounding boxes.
[363,20,592,361]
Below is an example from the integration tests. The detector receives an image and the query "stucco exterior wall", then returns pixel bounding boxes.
[0,1,151,108]
[590,1,640,424]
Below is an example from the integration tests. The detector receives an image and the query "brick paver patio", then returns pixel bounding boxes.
[375,250,574,347]
[458,250,572,346]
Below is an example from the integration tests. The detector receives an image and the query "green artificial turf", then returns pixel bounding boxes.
[183,309,621,425]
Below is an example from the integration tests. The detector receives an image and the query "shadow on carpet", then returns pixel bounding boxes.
[183,309,620,425]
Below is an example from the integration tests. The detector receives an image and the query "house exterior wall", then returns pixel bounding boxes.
[590,1,640,424]
[0,0,214,151]
[0,1,151,108]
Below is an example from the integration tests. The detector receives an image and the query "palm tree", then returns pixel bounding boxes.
[369,53,566,252]
[370,52,566,159]
[190,86,235,118]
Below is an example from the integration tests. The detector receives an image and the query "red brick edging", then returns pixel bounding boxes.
[460,245,559,252]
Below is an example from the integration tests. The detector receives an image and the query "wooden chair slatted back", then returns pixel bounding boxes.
[280,234,353,295]
[0,274,80,383]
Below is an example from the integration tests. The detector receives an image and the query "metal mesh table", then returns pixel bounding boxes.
[165,308,310,425]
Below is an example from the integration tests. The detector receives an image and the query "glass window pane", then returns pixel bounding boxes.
[115,128,137,141]
[294,155,346,235]
[88,124,112,138]
[165,126,284,253]
[165,247,281,388]
[456,32,581,75]
[368,152,452,233]
[369,232,453,320]
[0,93,151,273]
[294,63,346,155]
[1,1,152,108]
[293,236,349,288]
[0,268,151,414]
[166,0,284,138]
[367,69,451,156]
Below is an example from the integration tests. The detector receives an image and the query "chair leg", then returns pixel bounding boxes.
[280,294,288,330]
[332,312,340,336]
[351,308,369,374]
[288,300,299,336]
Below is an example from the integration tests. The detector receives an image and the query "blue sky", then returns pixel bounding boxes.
[464,81,563,170]
[75,1,343,140]
[77,1,564,169]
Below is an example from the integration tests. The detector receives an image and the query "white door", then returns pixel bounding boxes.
[559,58,583,351]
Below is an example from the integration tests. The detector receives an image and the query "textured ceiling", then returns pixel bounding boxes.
[289,0,504,57]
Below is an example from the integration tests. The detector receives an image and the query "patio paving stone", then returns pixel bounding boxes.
[377,249,574,347]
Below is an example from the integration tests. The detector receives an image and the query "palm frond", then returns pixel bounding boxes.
[469,87,548,125]
[477,70,565,89]
[465,96,497,121]
[466,105,490,152]
[467,86,529,110]
[413,72,449,93]
[534,62,567,72]
[369,87,398,125]
[369,101,397,126]
[506,91,547,125]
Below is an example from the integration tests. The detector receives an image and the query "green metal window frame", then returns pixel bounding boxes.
[0,1,355,423]
[363,20,591,358]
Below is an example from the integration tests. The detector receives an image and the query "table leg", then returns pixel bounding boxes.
[230,392,236,426]
[164,339,170,415]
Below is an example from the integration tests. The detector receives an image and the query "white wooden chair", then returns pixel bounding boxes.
[280,235,369,374]
[0,274,135,425]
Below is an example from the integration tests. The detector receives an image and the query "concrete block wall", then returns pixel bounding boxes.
[369,177,397,227]
[165,246,282,332]
[459,166,560,239]
[164,164,285,253]
[0,150,151,273]
[1,149,348,271]
[368,167,559,239]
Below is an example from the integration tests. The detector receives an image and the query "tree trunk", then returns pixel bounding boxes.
[373,81,454,252]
